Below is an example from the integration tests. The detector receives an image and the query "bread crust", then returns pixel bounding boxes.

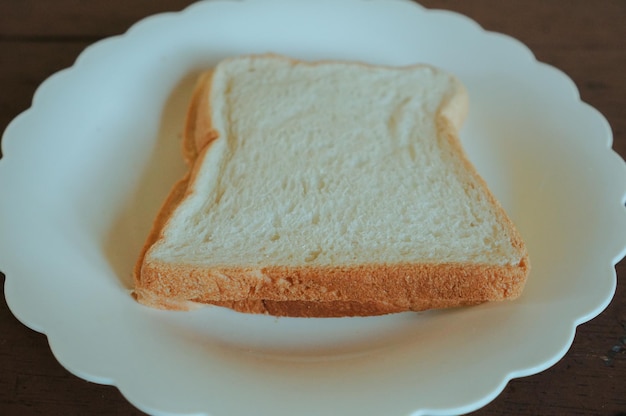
[133,55,530,317]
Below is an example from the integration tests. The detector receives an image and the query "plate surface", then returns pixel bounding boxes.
[2,1,625,415]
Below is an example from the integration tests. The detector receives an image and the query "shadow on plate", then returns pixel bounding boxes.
[103,71,202,290]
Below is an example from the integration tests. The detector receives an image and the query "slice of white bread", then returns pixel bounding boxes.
[133,54,529,317]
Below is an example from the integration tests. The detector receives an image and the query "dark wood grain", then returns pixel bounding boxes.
[1,1,625,415]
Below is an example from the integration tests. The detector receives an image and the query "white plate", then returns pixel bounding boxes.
[2,1,625,415]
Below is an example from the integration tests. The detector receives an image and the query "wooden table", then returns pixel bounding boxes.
[1,1,624,415]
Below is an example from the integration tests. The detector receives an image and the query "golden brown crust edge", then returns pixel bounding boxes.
[135,261,528,305]
[132,70,216,303]
[133,55,530,317]
[436,90,530,271]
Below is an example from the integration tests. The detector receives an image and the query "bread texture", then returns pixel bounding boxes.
[133,54,529,317]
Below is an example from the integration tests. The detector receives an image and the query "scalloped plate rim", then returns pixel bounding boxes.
[1,1,625,415]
